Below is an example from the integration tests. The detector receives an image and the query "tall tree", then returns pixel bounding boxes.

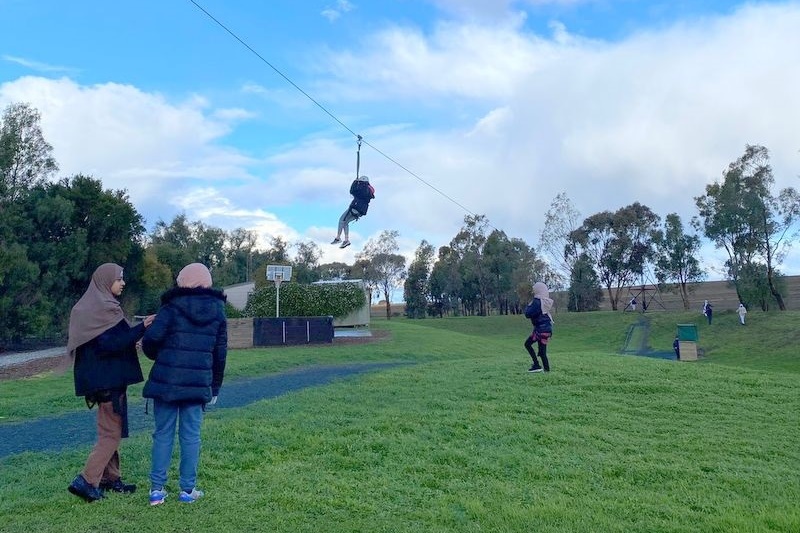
[538,192,581,291]
[316,262,352,281]
[293,240,322,284]
[695,145,799,310]
[428,245,462,317]
[653,213,705,310]
[403,240,435,318]
[450,215,490,315]
[567,254,603,312]
[0,102,58,203]
[356,230,407,319]
[568,203,660,310]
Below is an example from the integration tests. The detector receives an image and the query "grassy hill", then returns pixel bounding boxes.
[1,311,799,532]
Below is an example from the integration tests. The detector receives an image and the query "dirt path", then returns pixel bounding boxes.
[0,362,405,459]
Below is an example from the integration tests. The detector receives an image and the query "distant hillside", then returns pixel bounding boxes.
[370,275,800,317]
[596,275,800,312]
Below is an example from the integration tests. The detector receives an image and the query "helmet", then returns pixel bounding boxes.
[357,175,370,182]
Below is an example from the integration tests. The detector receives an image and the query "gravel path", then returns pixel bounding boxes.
[0,347,66,368]
[0,362,404,459]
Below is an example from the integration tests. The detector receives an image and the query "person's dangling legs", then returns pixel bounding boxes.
[333,208,357,247]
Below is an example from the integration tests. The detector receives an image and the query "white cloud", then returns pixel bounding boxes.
[321,0,355,23]
[3,2,800,277]
[310,2,800,272]
[0,76,255,220]
[2,54,76,74]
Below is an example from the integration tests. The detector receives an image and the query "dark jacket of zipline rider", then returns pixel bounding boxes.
[349,180,375,216]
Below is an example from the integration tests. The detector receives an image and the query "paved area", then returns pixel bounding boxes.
[0,362,406,458]
[0,347,65,368]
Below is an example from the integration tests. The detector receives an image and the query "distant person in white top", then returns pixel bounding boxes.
[737,303,747,325]
[629,297,637,312]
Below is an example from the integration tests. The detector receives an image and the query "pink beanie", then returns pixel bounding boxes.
[177,263,212,288]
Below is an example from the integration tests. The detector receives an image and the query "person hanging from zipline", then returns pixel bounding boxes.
[331,174,375,249]
[331,135,375,249]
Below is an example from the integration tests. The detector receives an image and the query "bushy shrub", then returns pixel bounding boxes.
[243,282,365,318]
[224,301,244,319]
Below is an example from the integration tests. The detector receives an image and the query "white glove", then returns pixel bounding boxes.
[209,396,218,406]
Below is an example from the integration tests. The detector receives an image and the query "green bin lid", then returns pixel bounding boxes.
[677,323,699,342]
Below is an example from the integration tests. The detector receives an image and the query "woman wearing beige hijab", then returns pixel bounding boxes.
[67,263,154,502]
[523,281,554,373]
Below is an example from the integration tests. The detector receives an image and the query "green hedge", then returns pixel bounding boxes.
[243,282,365,318]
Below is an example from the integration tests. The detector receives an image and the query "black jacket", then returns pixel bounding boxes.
[142,287,227,404]
[73,320,145,397]
[349,180,375,216]
[524,298,553,334]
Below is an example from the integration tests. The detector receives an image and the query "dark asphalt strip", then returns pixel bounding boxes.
[0,363,404,459]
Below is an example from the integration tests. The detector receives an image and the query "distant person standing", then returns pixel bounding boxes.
[673,335,680,360]
[629,297,637,312]
[703,300,713,325]
[737,303,747,325]
[524,282,554,373]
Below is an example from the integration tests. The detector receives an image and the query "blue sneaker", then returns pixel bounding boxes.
[179,488,204,503]
[149,488,167,506]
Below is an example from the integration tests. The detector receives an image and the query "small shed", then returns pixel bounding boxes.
[312,279,370,328]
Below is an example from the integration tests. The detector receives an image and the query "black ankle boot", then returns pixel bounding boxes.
[100,478,137,494]
[68,474,105,502]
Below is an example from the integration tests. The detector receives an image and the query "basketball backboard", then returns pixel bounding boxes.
[266,265,293,282]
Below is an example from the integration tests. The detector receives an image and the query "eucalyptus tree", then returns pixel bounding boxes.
[292,240,322,284]
[538,192,581,291]
[449,215,490,315]
[356,230,407,319]
[653,213,705,310]
[403,240,435,318]
[694,145,799,309]
[568,203,660,310]
[567,253,603,312]
[428,245,462,317]
[0,102,58,203]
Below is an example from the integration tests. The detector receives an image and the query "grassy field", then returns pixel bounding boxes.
[1,310,799,532]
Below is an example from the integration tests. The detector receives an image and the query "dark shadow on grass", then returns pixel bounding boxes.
[0,363,405,460]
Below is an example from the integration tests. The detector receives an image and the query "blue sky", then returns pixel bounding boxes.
[2,0,799,282]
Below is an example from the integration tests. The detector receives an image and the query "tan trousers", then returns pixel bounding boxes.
[81,398,123,487]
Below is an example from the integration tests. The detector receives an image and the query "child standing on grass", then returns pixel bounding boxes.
[524,282,554,373]
[703,300,713,325]
[142,263,227,506]
[737,303,747,325]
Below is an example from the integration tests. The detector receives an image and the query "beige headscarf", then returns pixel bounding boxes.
[533,281,554,315]
[66,263,126,358]
[176,263,212,288]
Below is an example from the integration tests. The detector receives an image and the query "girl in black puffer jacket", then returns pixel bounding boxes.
[141,263,227,505]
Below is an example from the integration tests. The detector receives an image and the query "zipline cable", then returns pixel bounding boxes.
[187,0,488,224]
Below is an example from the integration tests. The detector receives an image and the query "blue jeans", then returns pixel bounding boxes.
[150,400,203,492]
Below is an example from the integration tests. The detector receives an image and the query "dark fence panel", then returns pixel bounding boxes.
[253,317,334,346]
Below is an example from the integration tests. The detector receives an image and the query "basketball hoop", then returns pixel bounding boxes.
[266,265,292,318]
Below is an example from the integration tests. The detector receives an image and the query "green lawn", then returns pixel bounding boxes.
[1,311,799,532]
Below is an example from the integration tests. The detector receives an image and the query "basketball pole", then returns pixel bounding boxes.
[275,275,282,318]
